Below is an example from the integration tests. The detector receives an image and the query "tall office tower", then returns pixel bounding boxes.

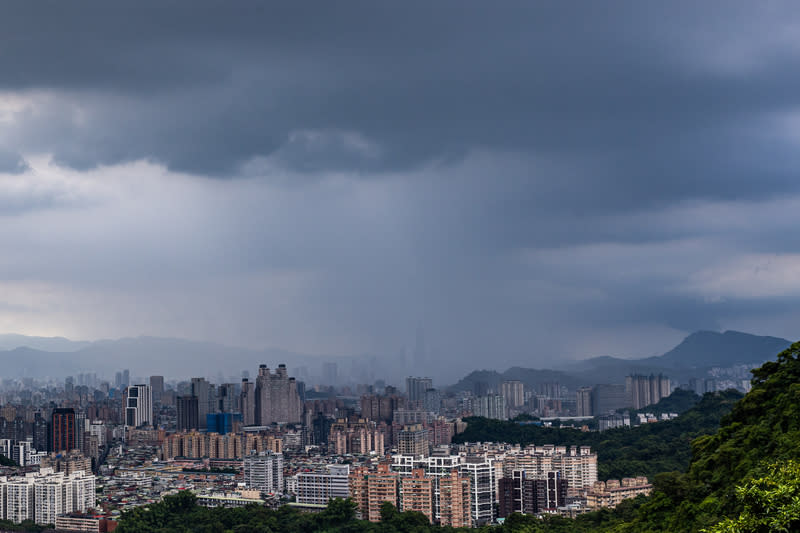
[124,384,153,428]
[501,380,525,409]
[401,469,434,523]
[149,376,164,405]
[51,408,76,453]
[240,379,256,426]
[398,424,430,456]
[406,377,433,407]
[33,412,48,452]
[217,383,237,413]
[176,396,199,431]
[473,394,507,420]
[243,451,284,493]
[255,364,302,425]
[114,372,123,390]
[75,411,86,451]
[122,369,130,389]
[191,378,211,429]
[592,384,629,415]
[576,387,593,417]
[150,375,164,427]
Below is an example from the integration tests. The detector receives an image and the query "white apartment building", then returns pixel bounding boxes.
[391,453,496,526]
[296,464,350,505]
[125,384,153,428]
[501,445,598,495]
[1,469,96,524]
[243,451,284,494]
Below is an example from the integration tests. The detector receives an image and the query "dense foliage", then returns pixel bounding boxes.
[0,519,51,532]
[116,492,467,533]
[454,389,741,480]
[595,341,800,532]
[706,460,800,533]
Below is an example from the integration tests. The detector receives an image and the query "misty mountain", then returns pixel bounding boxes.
[0,334,397,385]
[640,330,791,368]
[449,330,792,391]
[0,334,91,352]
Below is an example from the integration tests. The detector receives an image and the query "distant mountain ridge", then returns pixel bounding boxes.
[449,330,792,391]
[0,333,91,352]
[0,334,398,383]
[642,330,791,368]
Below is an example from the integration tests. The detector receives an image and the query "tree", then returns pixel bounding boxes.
[705,461,800,533]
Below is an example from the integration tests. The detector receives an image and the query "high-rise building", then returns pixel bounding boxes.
[498,470,568,517]
[423,388,441,415]
[243,451,284,494]
[406,377,433,407]
[576,387,593,417]
[592,384,629,415]
[51,408,76,453]
[206,412,241,435]
[473,394,507,420]
[6,477,35,523]
[501,381,525,409]
[240,378,256,426]
[401,469,434,523]
[349,463,399,522]
[176,396,199,431]
[1,470,96,525]
[255,364,302,425]
[149,376,164,405]
[626,374,671,410]
[360,394,406,423]
[390,455,474,527]
[438,470,472,528]
[124,384,153,428]
[191,378,211,430]
[459,457,496,526]
[398,424,430,456]
[217,383,238,413]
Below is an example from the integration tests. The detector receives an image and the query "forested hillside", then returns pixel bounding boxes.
[453,389,741,480]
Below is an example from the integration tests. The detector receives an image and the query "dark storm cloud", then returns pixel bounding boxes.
[2,2,800,373]
[3,1,800,202]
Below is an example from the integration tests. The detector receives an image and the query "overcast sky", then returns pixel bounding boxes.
[1,2,800,370]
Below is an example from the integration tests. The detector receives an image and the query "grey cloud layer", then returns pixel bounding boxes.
[1,3,800,376]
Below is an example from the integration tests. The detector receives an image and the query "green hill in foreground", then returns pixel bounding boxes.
[114,342,800,532]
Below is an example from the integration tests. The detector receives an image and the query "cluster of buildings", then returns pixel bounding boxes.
[0,468,95,524]
[576,374,672,417]
[0,363,665,529]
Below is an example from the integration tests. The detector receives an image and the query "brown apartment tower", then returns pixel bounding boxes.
[51,408,76,452]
